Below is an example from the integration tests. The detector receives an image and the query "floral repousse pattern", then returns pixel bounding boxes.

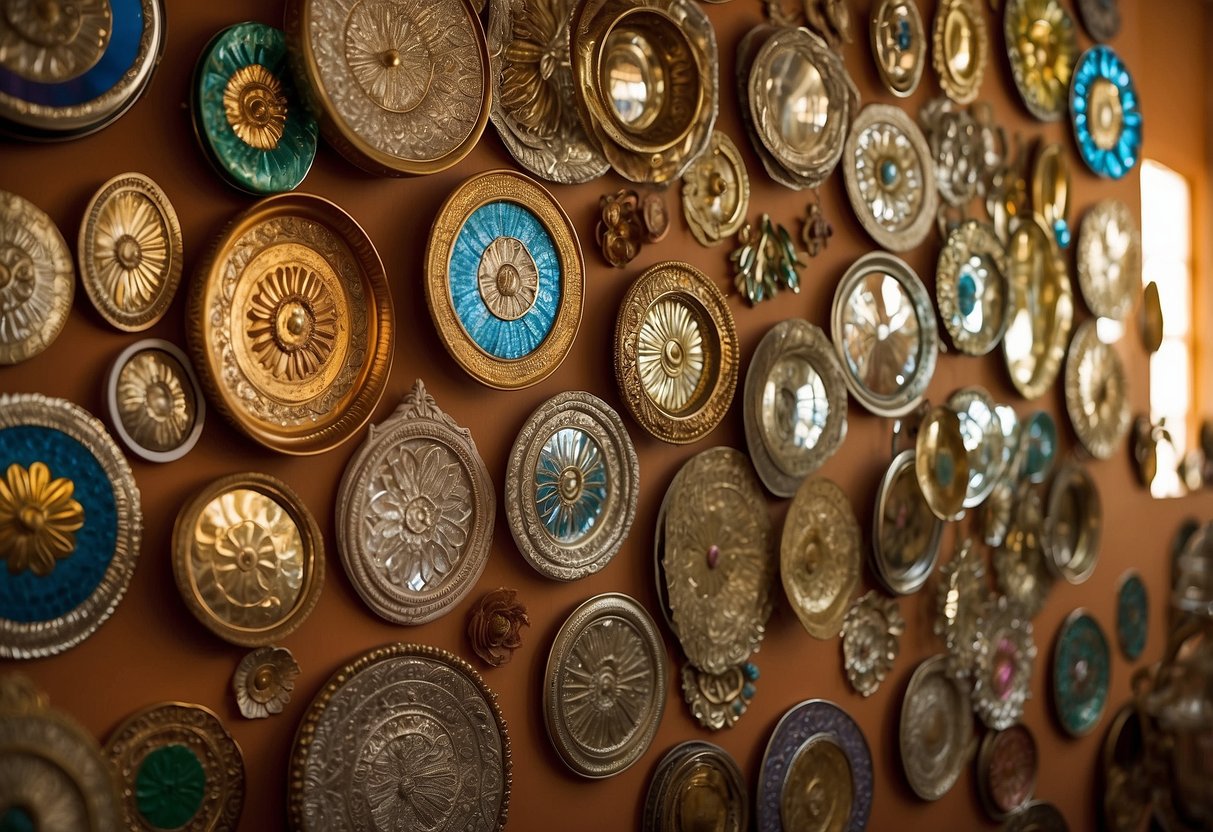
[637,299,705,413]
[344,0,434,113]
[0,461,83,577]
[562,617,653,752]
[534,428,607,545]
[855,123,924,230]
[92,189,170,316]
[0,0,111,83]
[1006,0,1077,121]
[467,588,529,667]
[477,236,539,321]
[246,265,339,382]
[0,217,59,356]
[366,728,460,829]
[223,64,288,150]
[232,645,300,719]
[841,591,906,697]
[116,351,194,453]
[500,0,567,138]
[973,595,1038,730]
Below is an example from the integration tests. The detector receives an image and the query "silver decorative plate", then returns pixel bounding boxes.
[1077,199,1140,321]
[936,220,1011,356]
[899,654,974,800]
[105,339,206,464]
[948,386,1005,509]
[872,449,944,596]
[1044,462,1101,585]
[1064,319,1129,460]
[973,595,1037,730]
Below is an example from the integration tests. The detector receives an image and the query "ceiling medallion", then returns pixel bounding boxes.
[1004,0,1078,122]
[973,595,1037,730]
[1101,705,1150,832]
[681,660,760,731]
[1078,0,1120,42]
[841,591,905,697]
[544,592,667,778]
[1044,462,1101,585]
[1033,143,1072,248]
[1116,570,1147,661]
[918,98,983,207]
[932,0,987,105]
[899,654,974,801]
[948,386,1005,509]
[644,741,748,832]
[781,478,860,640]
[1071,45,1141,180]
[977,723,1038,819]
[728,214,805,306]
[935,538,991,680]
[1052,608,1111,737]
[1065,319,1130,460]
[1077,199,1140,321]
[615,261,738,444]
[995,490,1053,619]
[1002,214,1073,400]
[870,0,925,98]
[0,190,73,365]
[915,405,969,522]
[937,220,1011,356]
[106,339,205,464]
[872,449,944,596]
[681,130,750,247]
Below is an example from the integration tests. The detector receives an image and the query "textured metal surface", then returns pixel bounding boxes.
[781,478,859,640]
[872,449,943,596]
[1051,608,1110,737]
[1004,0,1078,122]
[936,220,1010,356]
[932,0,987,104]
[106,339,205,464]
[1064,319,1130,460]
[1076,198,1140,321]
[841,591,905,698]
[1044,462,1102,585]
[973,596,1037,730]
[643,741,748,832]
[899,655,973,800]
[870,0,925,97]
[0,190,73,365]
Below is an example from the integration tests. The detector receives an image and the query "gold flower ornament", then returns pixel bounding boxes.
[0,462,84,577]
[232,645,300,718]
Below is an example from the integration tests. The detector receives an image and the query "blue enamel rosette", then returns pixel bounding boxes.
[1052,608,1110,737]
[0,393,141,658]
[425,169,584,389]
[192,22,317,194]
[1070,45,1141,179]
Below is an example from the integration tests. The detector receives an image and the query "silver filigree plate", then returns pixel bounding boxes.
[842,591,905,697]
[935,538,991,680]
[1077,199,1140,321]
[871,0,926,98]
[0,190,74,365]
[899,654,974,801]
[948,386,1005,509]
[937,220,1011,356]
[544,592,667,778]
[1064,319,1130,460]
[1044,462,1101,585]
[643,741,748,832]
[744,319,848,497]
[872,449,944,596]
[335,379,495,624]
[973,595,1037,730]
[289,643,510,831]
[505,391,638,581]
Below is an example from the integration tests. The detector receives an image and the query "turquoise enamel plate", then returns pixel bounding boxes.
[1052,608,1110,736]
[1117,570,1148,661]
[1070,45,1141,180]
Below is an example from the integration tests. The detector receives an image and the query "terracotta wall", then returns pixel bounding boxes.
[2,0,1212,828]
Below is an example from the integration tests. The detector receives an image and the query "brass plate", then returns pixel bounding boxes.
[106,339,205,464]
[104,702,244,831]
[187,193,393,455]
[1002,214,1073,400]
[0,190,73,365]
[744,319,848,497]
[781,478,860,640]
[1100,705,1150,832]
[681,130,749,247]
[1032,143,1070,245]
[872,449,943,596]
[1044,462,1101,585]
[285,0,491,175]
[425,169,583,389]
[78,173,183,332]
[915,405,969,522]
[995,490,1053,619]
[899,655,974,801]
[172,472,323,646]
[841,590,905,697]
[934,538,990,680]
[544,592,667,778]
[1139,280,1162,354]
[1004,0,1078,122]
[643,741,748,832]
[288,642,510,831]
[336,380,494,624]
[615,261,738,444]
[505,391,638,581]
[871,0,925,98]
[932,0,988,105]
[1077,199,1140,321]
[973,595,1037,730]
[977,724,1038,819]
[948,386,1005,509]
[937,220,1011,356]
[1064,319,1129,460]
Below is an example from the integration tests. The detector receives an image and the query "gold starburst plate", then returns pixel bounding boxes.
[1002,214,1073,400]
[1064,319,1129,460]
[0,190,73,365]
[1004,0,1078,122]
[105,339,205,464]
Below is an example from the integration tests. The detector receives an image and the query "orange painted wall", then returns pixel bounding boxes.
[2,0,1212,829]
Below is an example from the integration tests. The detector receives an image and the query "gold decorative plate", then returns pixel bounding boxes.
[995,490,1053,619]
[1032,143,1070,246]
[1004,0,1078,122]
[842,590,905,697]
[781,478,860,640]
[915,405,970,522]
[932,0,988,104]
[173,472,324,646]
[948,386,1006,509]
[871,0,926,98]
[681,130,750,246]
[615,261,738,444]
[1002,214,1073,400]
[899,655,974,801]
[0,190,73,365]
[643,741,748,832]
[187,193,393,455]
[285,0,491,175]
[977,723,1038,819]
[425,169,583,389]
[872,449,943,596]
[1077,199,1140,321]
[336,380,494,624]
[544,593,667,778]
[937,220,1011,356]
[680,660,759,731]
[78,173,182,332]
[1065,319,1129,460]
[106,339,205,464]
[1044,462,1101,585]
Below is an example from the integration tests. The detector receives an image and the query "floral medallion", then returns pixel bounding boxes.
[936,220,1011,356]
[1077,199,1140,321]
[681,131,749,246]
[232,646,300,719]
[106,339,205,464]
[1116,570,1147,661]
[0,190,73,365]
[932,0,987,104]
[995,490,1053,619]
[872,449,943,596]
[1051,608,1110,737]
[1065,319,1130,460]
[467,588,529,667]
[782,478,860,640]
[841,591,905,697]
[977,723,1038,819]
[0,0,111,83]
[644,741,748,832]
[1003,214,1073,400]
[899,655,974,800]
[681,661,760,731]
[1004,0,1078,122]
[1071,45,1141,180]
[935,538,991,680]
[870,0,925,98]
[973,595,1037,730]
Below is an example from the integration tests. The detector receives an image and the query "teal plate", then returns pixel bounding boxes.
[1052,609,1110,736]
[1116,571,1147,661]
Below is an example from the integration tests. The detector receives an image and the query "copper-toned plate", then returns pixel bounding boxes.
[872,449,944,596]
[1044,462,1101,585]
[1002,214,1073,400]
[1140,281,1163,354]
[915,405,970,522]
[0,190,73,365]
[899,654,974,800]
[1064,319,1129,460]
[977,723,1038,820]
[932,0,988,104]
[643,741,748,832]
[781,478,860,640]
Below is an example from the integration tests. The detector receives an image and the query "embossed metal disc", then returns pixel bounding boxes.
[1077,199,1140,321]
[289,642,511,831]
[781,478,860,640]
[915,406,970,522]
[757,700,873,832]
[681,131,750,247]
[937,220,1011,356]
[643,741,748,832]
[678,660,758,731]
[935,539,990,680]
[1065,319,1129,460]
[172,472,323,646]
[871,0,925,98]
[0,393,142,659]
[995,490,1053,619]
[336,380,494,624]
[187,193,393,454]
[1002,214,1073,400]
[932,0,988,105]
[0,190,73,365]
[425,169,584,389]
[973,597,1037,730]
[106,339,206,464]
[544,592,667,778]
[744,319,848,497]
[1115,570,1147,661]
[1070,45,1141,180]
[615,261,739,444]
[79,173,183,331]
[1078,0,1120,42]
[977,724,1038,820]
[104,702,244,831]
[1044,462,1101,585]
[872,449,943,596]
[948,386,1005,509]
[899,655,974,801]
[1051,608,1110,737]
[831,251,938,417]
[1004,0,1077,122]
[286,0,491,176]
[1100,705,1150,832]
[842,105,938,251]
[505,391,637,581]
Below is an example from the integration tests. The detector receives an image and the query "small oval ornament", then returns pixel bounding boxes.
[644,741,748,832]
[915,405,970,522]
[977,724,1038,819]
[973,596,1037,730]
[1052,608,1110,737]
[899,654,974,801]
[871,0,926,98]
[1116,570,1147,661]
[932,0,988,104]
[106,339,206,464]
[872,449,944,596]
[0,190,73,365]
[1003,215,1074,400]
[781,478,860,640]
[681,131,750,246]
[1077,199,1140,321]
[1065,319,1130,460]
[232,645,300,719]
[936,220,1011,356]
[1044,462,1102,585]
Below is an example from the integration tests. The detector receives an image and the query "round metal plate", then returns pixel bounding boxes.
[1078,0,1120,41]
[932,0,987,104]
[643,741,748,832]
[681,130,750,246]
[1065,319,1130,460]
[937,220,1011,356]
[544,593,667,778]
[1051,608,1110,737]
[1116,570,1147,661]
[871,0,925,98]
[1032,143,1070,247]
[995,490,1053,619]
[872,449,943,596]
[0,190,73,365]
[1044,462,1101,585]
[899,655,973,801]
[842,591,905,697]
[1077,199,1140,321]
[1002,214,1073,401]
[915,405,969,522]
[973,596,1037,730]
[977,724,1038,820]
[781,478,860,640]
[1004,0,1078,122]
[1070,45,1141,180]
[948,386,1005,509]
[106,339,205,464]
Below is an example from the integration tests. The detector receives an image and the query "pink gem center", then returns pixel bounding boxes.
[993,637,1017,700]
[706,545,720,569]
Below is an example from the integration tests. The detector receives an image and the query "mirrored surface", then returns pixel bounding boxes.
[948,387,1005,508]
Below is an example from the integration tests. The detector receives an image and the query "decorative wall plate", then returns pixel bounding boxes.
[841,591,905,697]
[995,491,1053,619]
[935,539,990,680]
[1077,199,1140,321]
[918,98,982,208]
[1100,705,1150,832]
[615,261,738,444]
[106,339,205,464]
[1021,410,1057,484]
[756,700,873,832]
[1051,608,1110,737]
[288,643,510,831]
[744,319,848,497]
[544,593,667,778]
[937,220,1011,357]
[977,724,1038,820]
[104,702,244,831]
[1078,0,1120,42]
[681,130,750,246]
[1071,45,1141,180]
[871,0,925,98]
[915,406,969,522]
[173,473,322,648]
[1065,319,1129,460]
[973,595,1037,730]
[285,0,490,175]
[1032,143,1071,248]
[336,380,493,624]
[842,105,938,251]
[781,478,860,640]
[899,655,974,801]
[873,449,943,596]
[188,194,393,454]
[426,170,583,389]
[1116,570,1147,661]
[1140,280,1163,354]
[932,0,987,104]
[1043,462,1101,585]
[505,391,637,581]
[1004,0,1077,122]
[486,0,609,184]
[643,741,748,832]
[948,387,1005,509]
[1002,215,1073,400]
[78,173,182,331]
[0,393,141,659]
[0,190,73,365]
[831,252,938,417]
[192,22,317,194]
[0,0,164,138]
[681,660,759,731]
